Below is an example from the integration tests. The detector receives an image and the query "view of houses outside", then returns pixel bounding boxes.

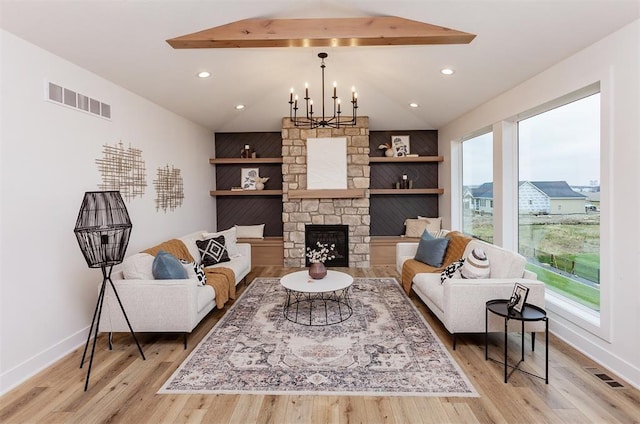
[519,92,601,311]
[462,132,493,241]
[462,92,601,311]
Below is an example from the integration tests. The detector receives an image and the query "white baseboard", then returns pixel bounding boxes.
[549,314,640,390]
[0,326,89,396]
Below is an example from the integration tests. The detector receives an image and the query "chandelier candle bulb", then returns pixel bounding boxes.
[290,88,293,103]
[305,83,309,99]
[333,81,337,98]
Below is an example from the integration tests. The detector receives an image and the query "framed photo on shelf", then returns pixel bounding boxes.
[391,135,410,157]
[510,283,530,313]
[241,168,259,190]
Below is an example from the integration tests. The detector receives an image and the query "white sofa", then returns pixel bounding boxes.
[397,235,546,349]
[99,230,251,348]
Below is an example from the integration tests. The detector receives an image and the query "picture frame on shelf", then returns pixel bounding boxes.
[509,283,530,313]
[241,168,259,190]
[391,135,410,157]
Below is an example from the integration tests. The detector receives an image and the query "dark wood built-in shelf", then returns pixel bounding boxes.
[210,189,283,196]
[369,156,443,163]
[369,188,444,195]
[209,158,283,164]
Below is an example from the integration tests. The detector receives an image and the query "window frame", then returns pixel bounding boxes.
[514,82,610,342]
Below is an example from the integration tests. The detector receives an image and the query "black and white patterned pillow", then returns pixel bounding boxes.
[195,236,230,267]
[440,258,465,284]
[180,260,207,286]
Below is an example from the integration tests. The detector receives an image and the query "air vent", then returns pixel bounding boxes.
[46,81,111,120]
[584,367,625,389]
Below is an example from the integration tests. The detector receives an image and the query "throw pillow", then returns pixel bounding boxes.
[460,248,491,279]
[440,259,465,284]
[202,227,239,258]
[414,230,450,267]
[152,250,188,280]
[235,224,265,239]
[196,236,230,267]
[180,260,207,286]
[404,219,430,238]
[417,216,442,232]
[121,253,155,280]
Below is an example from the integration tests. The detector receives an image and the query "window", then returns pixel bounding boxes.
[462,131,493,242]
[518,92,600,312]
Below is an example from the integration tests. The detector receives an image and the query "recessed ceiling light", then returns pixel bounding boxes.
[440,68,455,75]
[197,71,211,78]
[235,104,246,110]
[409,102,419,108]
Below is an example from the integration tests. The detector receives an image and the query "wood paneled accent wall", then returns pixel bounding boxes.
[369,130,439,236]
[214,132,283,237]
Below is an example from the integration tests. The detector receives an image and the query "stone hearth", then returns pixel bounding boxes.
[282,117,370,268]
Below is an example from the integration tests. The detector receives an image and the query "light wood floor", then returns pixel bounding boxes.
[1,266,639,423]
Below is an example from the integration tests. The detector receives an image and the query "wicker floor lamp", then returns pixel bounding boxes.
[73,191,145,391]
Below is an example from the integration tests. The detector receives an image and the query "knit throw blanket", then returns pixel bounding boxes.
[143,239,236,308]
[401,231,472,295]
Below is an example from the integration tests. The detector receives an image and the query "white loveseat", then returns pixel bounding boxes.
[397,235,546,349]
[99,230,251,348]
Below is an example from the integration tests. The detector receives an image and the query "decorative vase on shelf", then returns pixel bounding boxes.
[385,148,394,157]
[309,262,327,279]
[255,182,264,190]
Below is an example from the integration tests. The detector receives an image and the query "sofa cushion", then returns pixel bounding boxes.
[121,253,155,280]
[463,240,526,278]
[460,248,491,279]
[196,236,230,267]
[414,231,449,267]
[196,284,216,313]
[413,272,445,311]
[152,251,188,280]
[202,227,240,258]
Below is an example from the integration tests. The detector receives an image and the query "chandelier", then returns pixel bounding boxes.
[288,52,358,128]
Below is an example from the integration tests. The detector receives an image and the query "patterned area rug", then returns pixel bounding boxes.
[159,277,478,397]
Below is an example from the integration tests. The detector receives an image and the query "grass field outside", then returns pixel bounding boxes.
[465,212,600,311]
[526,263,600,311]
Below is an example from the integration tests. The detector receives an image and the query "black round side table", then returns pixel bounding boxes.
[485,299,549,384]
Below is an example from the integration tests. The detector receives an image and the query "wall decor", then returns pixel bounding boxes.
[153,165,184,212]
[241,168,259,190]
[391,135,410,157]
[96,141,146,201]
[307,137,347,189]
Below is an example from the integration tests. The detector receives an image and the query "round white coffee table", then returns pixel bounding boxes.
[280,270,354,326]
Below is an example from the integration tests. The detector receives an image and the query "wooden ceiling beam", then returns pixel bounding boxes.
[167,16,476,49]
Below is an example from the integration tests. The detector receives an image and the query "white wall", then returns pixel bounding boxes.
[439,20,640,388]
[0,30,216,394]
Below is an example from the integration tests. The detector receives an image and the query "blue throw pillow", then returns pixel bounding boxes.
[152,250,188,280]
[414,230,450,267]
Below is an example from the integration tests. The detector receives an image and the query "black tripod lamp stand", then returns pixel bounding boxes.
[73,191,145,391]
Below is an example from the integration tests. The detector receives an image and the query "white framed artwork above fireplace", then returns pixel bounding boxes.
[307,137,347,189]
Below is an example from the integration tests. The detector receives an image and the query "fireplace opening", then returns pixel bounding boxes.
[305,224,349,267]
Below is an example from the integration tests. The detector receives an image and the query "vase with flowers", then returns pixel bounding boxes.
[306,241,336,279]
[378,142,394,157]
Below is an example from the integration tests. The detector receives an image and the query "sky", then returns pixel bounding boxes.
[463,93,601,187]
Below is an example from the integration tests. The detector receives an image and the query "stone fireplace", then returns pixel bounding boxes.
[282,117,370,268]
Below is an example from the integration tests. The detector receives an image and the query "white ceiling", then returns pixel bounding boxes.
[1,0,638,132]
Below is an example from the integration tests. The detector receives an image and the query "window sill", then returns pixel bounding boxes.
[544,290,609,342]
